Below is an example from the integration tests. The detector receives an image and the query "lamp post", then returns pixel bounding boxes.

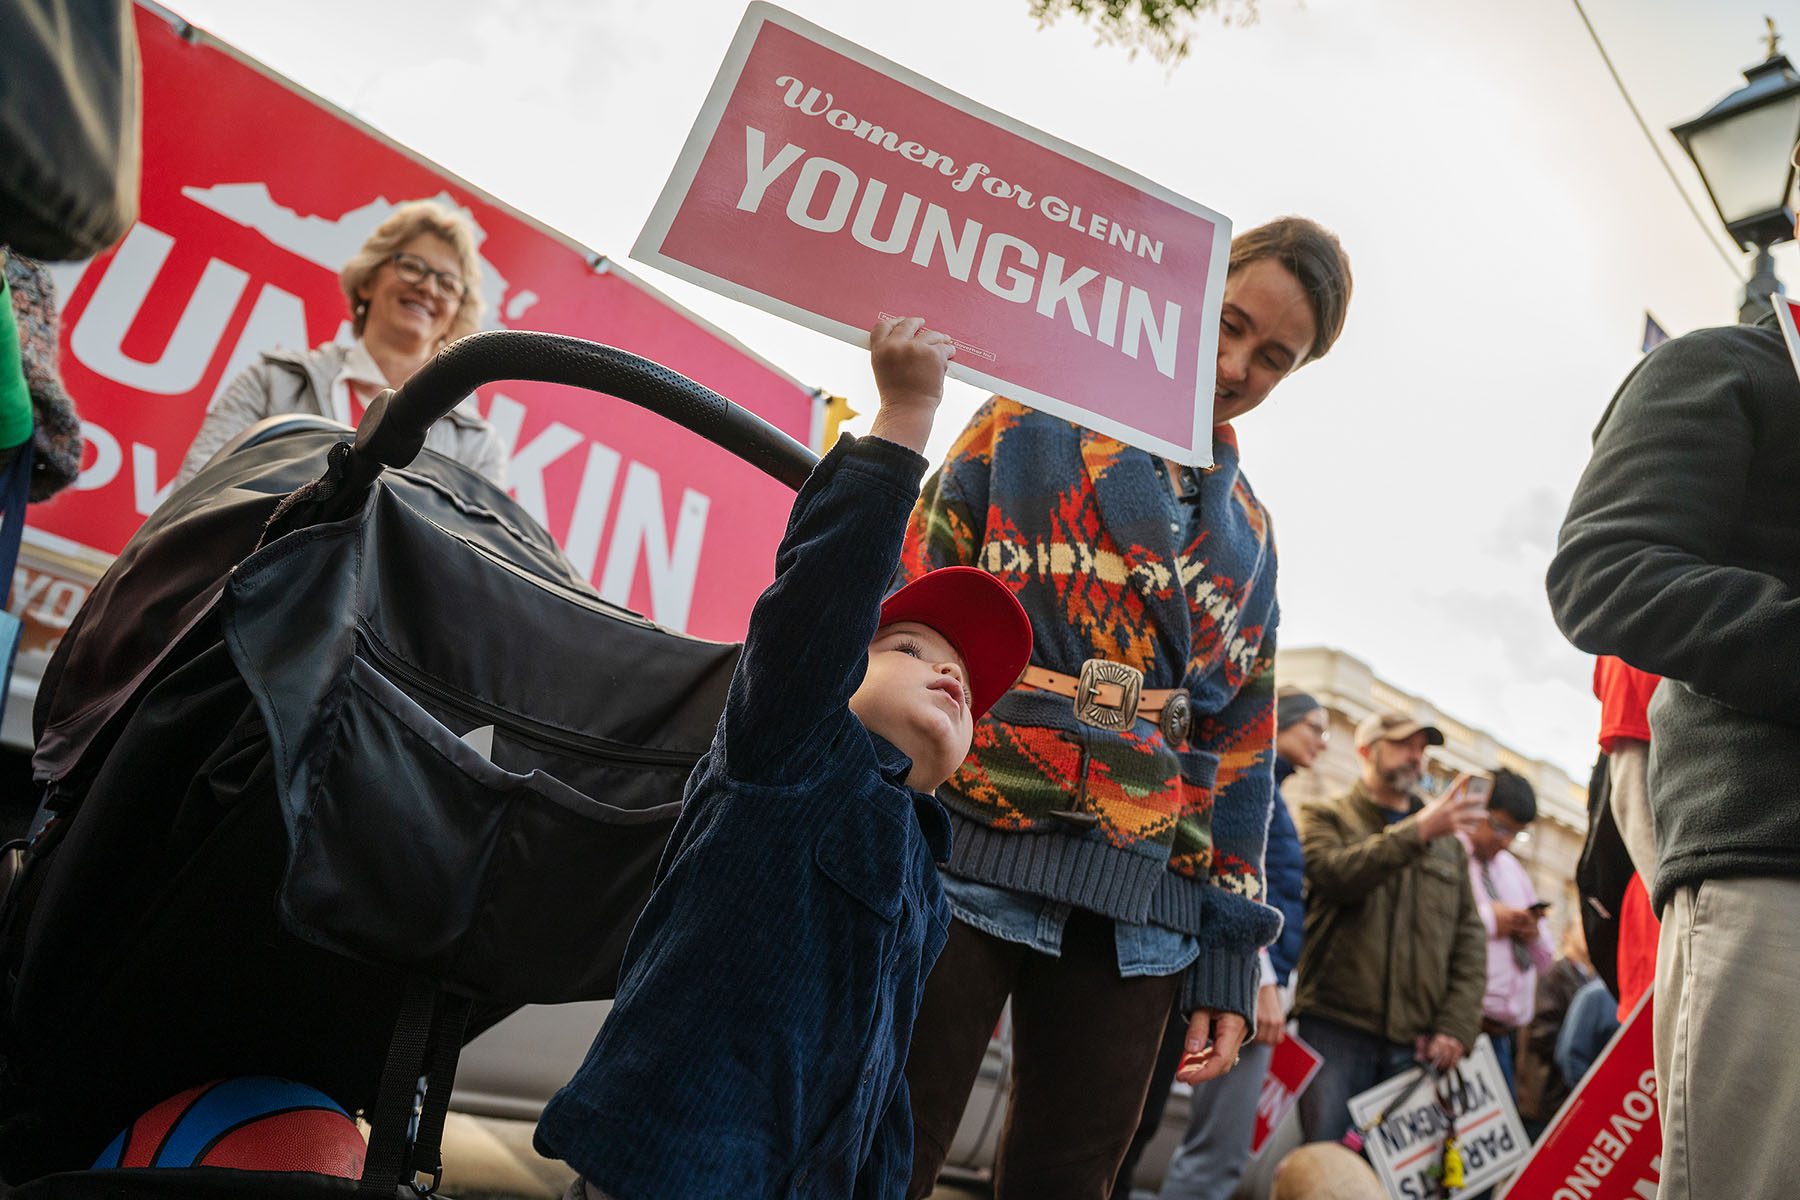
[1670,21,1800,323]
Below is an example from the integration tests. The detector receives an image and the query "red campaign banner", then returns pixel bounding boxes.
[635,3,1230,466]
[1773,293,1800,381]
[30,3,822,644]
[1251,1032,1323,1157]
[1499,991,1661,1200]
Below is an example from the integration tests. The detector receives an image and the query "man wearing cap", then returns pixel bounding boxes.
[1291,712,1489,1143]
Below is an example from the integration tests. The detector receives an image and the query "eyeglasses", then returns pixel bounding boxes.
[1488,814,1529,844]
[1303,720,1331,743]
[390,252,466,301]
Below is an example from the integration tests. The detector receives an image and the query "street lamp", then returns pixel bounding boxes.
[1670,22,1800,322]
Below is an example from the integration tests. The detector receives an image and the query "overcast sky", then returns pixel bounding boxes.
[165,0,1799,776]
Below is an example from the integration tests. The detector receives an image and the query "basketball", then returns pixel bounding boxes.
[93,1077,367,1177]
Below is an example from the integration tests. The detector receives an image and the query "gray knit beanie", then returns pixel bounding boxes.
[1276,692,1323,731]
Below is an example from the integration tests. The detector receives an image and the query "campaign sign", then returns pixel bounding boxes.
[1347,1036,1529,1200]
[635,3,1232,466]
[1251,1032,1324,1157]
[1772,293,1800,382]
[1498,992,1660,1200]
[26,4,821,647]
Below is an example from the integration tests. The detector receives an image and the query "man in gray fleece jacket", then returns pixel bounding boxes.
[1547,251,1800,1195]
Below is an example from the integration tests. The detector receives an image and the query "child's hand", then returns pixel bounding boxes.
[868,316,955,453]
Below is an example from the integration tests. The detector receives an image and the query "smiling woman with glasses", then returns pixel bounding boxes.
[176,199,507,487]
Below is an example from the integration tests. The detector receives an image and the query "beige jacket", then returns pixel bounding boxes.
[175,342,507,487]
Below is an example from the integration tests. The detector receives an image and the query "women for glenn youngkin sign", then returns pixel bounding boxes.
[634,3,1232,466]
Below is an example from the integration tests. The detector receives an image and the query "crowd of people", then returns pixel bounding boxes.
[10,194,1768,1200]
[528,179,1790,1200]
[3,17,1794,1194]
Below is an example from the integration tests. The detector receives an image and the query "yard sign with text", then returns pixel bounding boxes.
[634,2,1231,466]
[1251,1032,1324,1157]
[1347,1035,1529,1200]
[1498,992,1660,1200]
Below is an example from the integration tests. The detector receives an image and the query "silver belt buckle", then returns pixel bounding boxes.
[1074,659,1143,730]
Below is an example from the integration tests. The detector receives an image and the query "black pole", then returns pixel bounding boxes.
[1740,242,1783,323]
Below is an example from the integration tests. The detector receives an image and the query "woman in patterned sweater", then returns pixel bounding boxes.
[901,217,1353,1200]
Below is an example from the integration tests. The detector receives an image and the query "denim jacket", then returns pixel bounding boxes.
[535,435,953,1200]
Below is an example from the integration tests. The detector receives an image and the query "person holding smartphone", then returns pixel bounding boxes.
[1456,767,1555,1100]
[1292,712,1489,1144]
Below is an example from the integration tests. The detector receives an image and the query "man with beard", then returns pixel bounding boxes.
[1291,713,1489,1142]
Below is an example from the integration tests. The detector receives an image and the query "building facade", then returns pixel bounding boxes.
[1275,645,1589,937]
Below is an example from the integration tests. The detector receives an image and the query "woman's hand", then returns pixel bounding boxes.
[1176,1009,1248,1085]
[1253,983,1286,1046]
[868,317,955,453]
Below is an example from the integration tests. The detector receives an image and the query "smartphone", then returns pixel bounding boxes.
[1463,773,1494,805]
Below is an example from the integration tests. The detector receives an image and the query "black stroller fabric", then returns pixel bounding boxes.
[0,0,142,261]
[3,424,740,1180]
[31,423,585,787]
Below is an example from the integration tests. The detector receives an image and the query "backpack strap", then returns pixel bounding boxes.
[357,975,473,1199]
[358,976,436,1197]
[409,991,472,1197]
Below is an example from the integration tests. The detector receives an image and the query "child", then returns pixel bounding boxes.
[534,318,1034,1199]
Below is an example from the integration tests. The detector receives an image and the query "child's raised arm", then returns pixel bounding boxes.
[715,318,953,785]
[867,316,955,454]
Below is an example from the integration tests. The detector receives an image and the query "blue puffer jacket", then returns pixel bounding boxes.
[1267,758,1307,985]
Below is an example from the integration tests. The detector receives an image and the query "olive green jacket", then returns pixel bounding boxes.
[1292,782,1487,1050]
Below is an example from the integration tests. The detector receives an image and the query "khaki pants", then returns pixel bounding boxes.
[1655,876,1800,1199]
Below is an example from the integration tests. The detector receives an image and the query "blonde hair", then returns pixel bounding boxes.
[1273,1143,1386,1200]
[338,200,484,344]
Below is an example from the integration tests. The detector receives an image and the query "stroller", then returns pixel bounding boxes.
[0,332,818,1198]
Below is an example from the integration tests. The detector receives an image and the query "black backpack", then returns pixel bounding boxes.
[1576,752,1634,998]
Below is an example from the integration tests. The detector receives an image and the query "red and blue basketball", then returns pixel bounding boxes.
[93,1077,367,1176]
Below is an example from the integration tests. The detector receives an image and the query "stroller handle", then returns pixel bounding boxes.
[351,330,820,490]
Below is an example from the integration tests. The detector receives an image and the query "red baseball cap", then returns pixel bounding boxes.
[878,567,1033,721]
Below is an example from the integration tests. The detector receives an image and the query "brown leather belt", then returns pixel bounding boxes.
[1020,661,1191,744]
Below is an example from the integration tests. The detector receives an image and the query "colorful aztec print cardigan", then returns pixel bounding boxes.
[897,398,1283,1021]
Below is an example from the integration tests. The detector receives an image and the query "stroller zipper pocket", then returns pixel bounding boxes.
[270,652,684,1005]
[355,630,704,771]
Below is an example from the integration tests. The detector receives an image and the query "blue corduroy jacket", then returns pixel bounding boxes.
[535,435,952,1200]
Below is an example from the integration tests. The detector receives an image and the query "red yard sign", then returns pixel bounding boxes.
[1251,1032,1323,1157]
[1499,992,1660,1200]
[636,2,1231,465]
[1773,293,1800,382]
[29,3,822,643]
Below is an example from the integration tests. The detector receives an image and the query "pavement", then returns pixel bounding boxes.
[438,1113,987,1199]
